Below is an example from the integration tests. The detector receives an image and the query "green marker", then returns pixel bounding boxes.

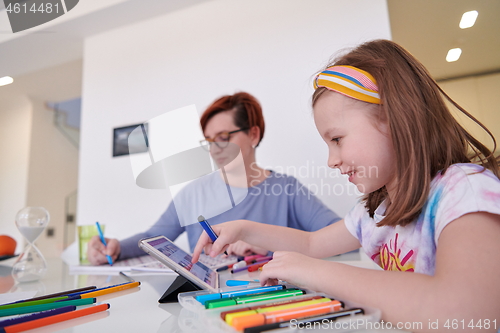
[0,298,96,317]
[0,296,73,310]
[205,289,305,309]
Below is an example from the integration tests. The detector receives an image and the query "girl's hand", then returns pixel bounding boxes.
[259,251,322,289]
[191,220,246,263]
[226,240,269,256]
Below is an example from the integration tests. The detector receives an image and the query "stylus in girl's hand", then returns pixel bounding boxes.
[198,215,229,255]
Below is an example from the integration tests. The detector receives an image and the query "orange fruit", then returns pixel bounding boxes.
[0,235,17,256]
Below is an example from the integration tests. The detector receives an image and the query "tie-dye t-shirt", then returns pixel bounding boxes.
[344,163,500,275]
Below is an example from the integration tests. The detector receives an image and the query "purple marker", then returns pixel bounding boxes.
[0,306,75,328]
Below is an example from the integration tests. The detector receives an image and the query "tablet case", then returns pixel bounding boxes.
[158,275,202,303]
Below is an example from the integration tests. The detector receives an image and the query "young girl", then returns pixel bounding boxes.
[192,40,500,330]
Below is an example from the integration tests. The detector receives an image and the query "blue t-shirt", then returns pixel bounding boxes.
[120,171,341,258]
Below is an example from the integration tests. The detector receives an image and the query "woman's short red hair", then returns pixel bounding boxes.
[200,92,265,147]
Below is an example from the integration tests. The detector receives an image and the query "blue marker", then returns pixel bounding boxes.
[95,221,113,265]
[198,215,228,255]
[226,280,260,287]
[195,285,286,305]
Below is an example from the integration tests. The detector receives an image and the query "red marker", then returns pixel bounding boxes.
[248,261,270,272]
[231,258,273,273]
[244,254,267,261]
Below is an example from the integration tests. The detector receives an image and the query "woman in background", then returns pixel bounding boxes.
[87,92,341,265]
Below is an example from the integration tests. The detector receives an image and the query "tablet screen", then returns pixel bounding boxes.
[145,237,217,289]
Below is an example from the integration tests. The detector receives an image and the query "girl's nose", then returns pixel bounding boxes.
[327,151,341,169]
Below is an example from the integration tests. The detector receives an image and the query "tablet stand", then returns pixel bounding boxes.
[158,275,202,303]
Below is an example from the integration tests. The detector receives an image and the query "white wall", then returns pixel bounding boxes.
[0,96,31,253]
[0,60,81,257]
[78,0,392,240]
[25,97,80,258]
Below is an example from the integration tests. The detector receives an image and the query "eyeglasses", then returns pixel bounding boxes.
[200,128,248,151]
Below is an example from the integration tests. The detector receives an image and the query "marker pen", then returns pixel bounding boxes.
[220,295,325,320]
[0,306,76,328]
[11,286,96,303]
[240,256,272,267]
[195,285,286,305]
[231,261,247,270]
[231,300,343,331]
[0,298,96,318]
[216,256,247,272]
[242,308,365,333]
[225,297,332,325]
[216,265,232,272]
[247,261,270,272]
[244,254,267,261]
[0,296,72,310]
[218,260,248,272]
[225,280,260,287]
[231,258,272,274]
[198,215,228,255]
[65,282,134,297]
[205,289,305,309]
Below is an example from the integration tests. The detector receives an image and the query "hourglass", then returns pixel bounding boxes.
[12,207,50,283]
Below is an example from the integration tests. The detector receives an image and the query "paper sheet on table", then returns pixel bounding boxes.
[69,255,174,275]
[0,291,37,305]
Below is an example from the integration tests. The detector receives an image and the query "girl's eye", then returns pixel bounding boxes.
[331,137,341,144]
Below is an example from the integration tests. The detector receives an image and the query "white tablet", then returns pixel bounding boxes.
[139,235,219,291]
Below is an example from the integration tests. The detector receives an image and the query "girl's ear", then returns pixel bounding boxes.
[249,126,261,147]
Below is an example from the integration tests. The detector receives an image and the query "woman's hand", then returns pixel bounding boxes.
[259,251,323,289]
[226,240,269,256]
[86,235,120,265]
[192,220,248,263]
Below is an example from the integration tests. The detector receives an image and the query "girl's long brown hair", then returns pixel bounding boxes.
[313,39,499,227]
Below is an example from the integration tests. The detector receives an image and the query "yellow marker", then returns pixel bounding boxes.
[80,281,141,299]
[225,297,331,325]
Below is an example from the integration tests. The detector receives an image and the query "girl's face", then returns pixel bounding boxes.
[313,91,397,195]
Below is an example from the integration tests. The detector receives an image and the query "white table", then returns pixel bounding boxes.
[0,254,407,333]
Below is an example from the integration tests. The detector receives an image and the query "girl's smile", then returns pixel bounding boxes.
[313,90,397,197]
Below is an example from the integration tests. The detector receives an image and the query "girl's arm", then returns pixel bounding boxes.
[191,219,360,262]
[260,212,500,331]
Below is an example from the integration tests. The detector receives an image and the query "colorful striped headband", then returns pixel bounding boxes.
[313,65,381,104]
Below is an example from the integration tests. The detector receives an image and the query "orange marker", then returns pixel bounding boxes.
[225,298,332,325]
[80,281,140,299]
[220,295,325,320]
[231,300,343,331]
[2,303,110,333]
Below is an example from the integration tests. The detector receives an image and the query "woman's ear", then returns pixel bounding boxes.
[249,126,261,148]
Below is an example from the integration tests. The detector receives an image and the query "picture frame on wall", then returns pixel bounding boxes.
[112,123,149,157]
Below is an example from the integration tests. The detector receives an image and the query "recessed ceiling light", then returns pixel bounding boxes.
[0,76,14,86]
[446,48,462,62]
[459,10,478,29]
